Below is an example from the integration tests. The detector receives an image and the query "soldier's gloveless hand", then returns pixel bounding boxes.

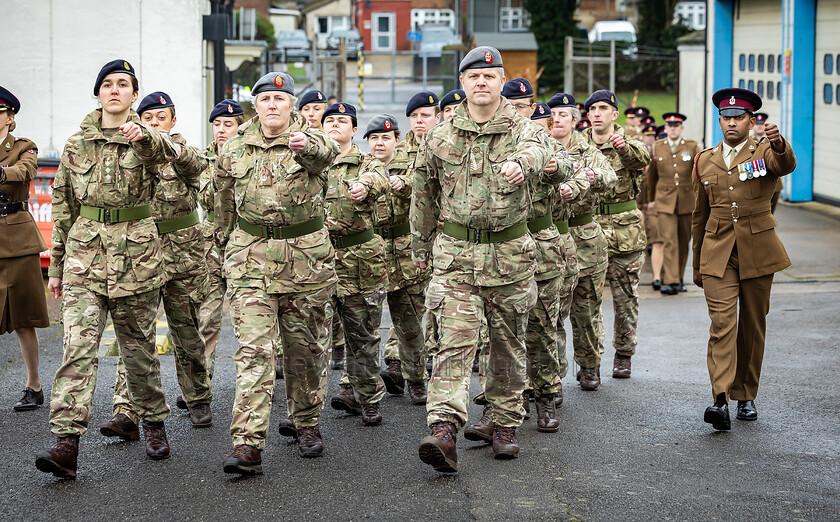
[500,161,524,185]
[289,131,307,152]
[119,122,144,142]
[545,157,558,174]
[764,123,784,150]
[350,182,368,202]
[585,167,595,183]
[693,268,703,289]
[389,175,404,191]
[47,276,63,299]
[559,184,574,202]
[609,134,626,150]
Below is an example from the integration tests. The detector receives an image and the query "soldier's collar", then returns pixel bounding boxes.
[335,143,362,165]
[451,98,515,134]
[243,115,304,148]
[81,109,138,144]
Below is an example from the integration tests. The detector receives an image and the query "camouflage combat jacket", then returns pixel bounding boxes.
[147,132,208,284]
[49,109,185,297]
[582,123,650,255]
[374,147,430,291]
[529,134,581,280]
[410,99,554,287]
[215,113,339,293]
[326,144,390,297]
[199,141,222,278]
[561,131,617,270]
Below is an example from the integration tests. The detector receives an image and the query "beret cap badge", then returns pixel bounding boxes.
[227,104,234,113]
[484,51,493,64]
[428,95,434,103]
[338,104,346,113]
[274,75,284,88]
[563,96,568,104]
[158,95,166,104]
[519,82,526,93]
[124,61,130,70]
[454,93,461,100]
[384,120,392,130]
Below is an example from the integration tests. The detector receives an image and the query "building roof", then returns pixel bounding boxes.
[473,32,538,51]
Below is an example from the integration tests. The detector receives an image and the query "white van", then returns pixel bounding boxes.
[588,20,637,43]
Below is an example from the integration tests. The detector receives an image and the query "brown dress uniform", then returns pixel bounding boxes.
[647,137,701,285]
[0,133,49,333]
[692,135,796,401]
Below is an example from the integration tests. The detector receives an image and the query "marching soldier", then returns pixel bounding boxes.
[412,47,555,472]
[582,90,650,379]
[548,93,617,392]
[440,89,466,121]
[298,90,328,130]
[364,114,430,405]
[37,60,190,478]
[640,124,665,290]
[100,91,213,440]
[0,86,50,412]
[624,107,649,138]
[216,73,339,471]
[321,102,391,427]
[694,88,796,431]
[198,98,245,379]
[647,113,700,295]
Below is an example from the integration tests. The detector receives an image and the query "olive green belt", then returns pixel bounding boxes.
[442,221,529,244]
[238,215,324,240]
[156,210,200,234]
[79,204,151,224]
[374,220,411,240]
[553,220,569,234]
[527,214,554,234]
[205,211,215,222]
[569,212,594,227]
[594,200,637,215]
[330,228,375,249]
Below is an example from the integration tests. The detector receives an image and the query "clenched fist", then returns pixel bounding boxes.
[501,161,524,185]
[289,132,307,152]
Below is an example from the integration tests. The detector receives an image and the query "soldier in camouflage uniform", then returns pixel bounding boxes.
[36,60,189,479]
[321,102,391,427]
[101,91,213,439]
[198,99,245,380]
[216,73,339,473]
[412,47,557,472]
[550,94,618,392]
[582,90,650,379]
[364,114,431,405]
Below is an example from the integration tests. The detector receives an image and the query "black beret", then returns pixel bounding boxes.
[209,99,244,122]
[0,85,21,114]
[502,78,533,100]
[406,91,439,117]
[547,92,576,108]
[298,90,327,109]
[321,102,357,124]
[712,87,762,117]
[439,89,465,110]
[531,102,551,120]
[459,46,503,72]
[663,112,687,124]
[584,89,618,111]
[137,91,174,116]
[252,72,295,97]
[363,114,399,138]
[94,59,136,96]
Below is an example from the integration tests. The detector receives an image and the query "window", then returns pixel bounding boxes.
[767,81,774,100]
[739,79,746,89]
[824,83,833,104]
[410,9,455,31]
[748,54,755,71]
[777,81,781,97]
[837,55,840,75]
[768,54,775,73]
[757,80,764,97]
[758,54,765,72]
[748,80,754,91]
[499,6,531,31]
[372,12,395,51]
[739,54,746,71]
[825,54,834,75]
[837,85,840,105]
[778,54,782,72]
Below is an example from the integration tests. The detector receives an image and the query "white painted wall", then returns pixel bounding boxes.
[0,0,211,159]
[677,44,706,146]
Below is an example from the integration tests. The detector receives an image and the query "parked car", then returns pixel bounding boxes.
[418,24,458,57]
[588,20,638,57]
[276,29,312,62]
[326,28,364,59]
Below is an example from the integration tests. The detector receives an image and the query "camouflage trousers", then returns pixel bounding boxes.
[604,250,645,356]
[426,275,537,429]
[50,286,169,436]
[229,284,332,450]
[555,233,580,379]
[380,278,430,382]
[569,221,609,368]
[525,275,564,395]
[198,272,226,379]
[336,290,387,404]
[112,273,213,423]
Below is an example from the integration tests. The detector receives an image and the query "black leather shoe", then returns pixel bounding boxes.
[704,394,731,431]
[175,395,188,410]
[736,400,757,421]
[14,387,44,411]
[678,280,687,292]
[660,283,679,295]
[652,279,662,291]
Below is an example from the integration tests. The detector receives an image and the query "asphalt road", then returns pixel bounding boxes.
[0,204,837,521]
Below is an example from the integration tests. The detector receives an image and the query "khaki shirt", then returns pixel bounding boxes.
[647,137,701,215]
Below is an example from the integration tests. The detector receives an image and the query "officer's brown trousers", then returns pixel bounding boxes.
[660,212,692,285]
[701,247,774,401]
